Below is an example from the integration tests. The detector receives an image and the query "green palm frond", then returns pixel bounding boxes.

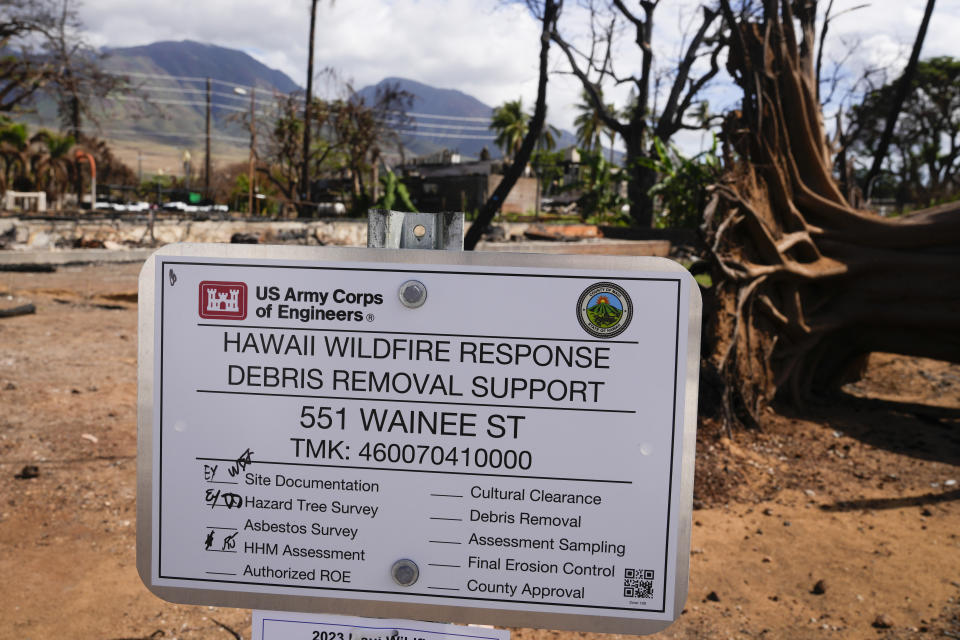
[490,98,529,160]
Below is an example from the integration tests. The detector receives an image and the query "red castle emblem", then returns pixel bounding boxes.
[198,281,247,320]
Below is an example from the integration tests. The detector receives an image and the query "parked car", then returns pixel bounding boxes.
[93,200,128,212]
[161,201,190,212]
[125,201,151,212]
[161,201,227,213]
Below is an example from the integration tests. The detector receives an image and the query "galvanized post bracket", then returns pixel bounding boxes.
[367,209,464,250]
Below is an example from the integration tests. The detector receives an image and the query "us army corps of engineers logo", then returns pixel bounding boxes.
[577,282,633,338]
[198,281,248,320]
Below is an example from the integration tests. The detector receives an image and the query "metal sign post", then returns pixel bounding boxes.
[367,210,464,251]
[137,217,701,636]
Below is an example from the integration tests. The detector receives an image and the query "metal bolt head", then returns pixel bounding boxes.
[391,559,419,586]
[398,280,427,308]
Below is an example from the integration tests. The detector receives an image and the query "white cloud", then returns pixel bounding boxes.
[77,0,542,113]
[75,0,960,142]
[311,0,542,106]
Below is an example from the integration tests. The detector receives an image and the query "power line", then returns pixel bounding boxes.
[111,72,496,127]
[395,129,494,140]
[79,126,249,144]
[82,72,501,148]
[406,111,491,123]
[107,71,291,108]
[84,96,494,141]
[138,85,267,105]
[110,70,278,93]
[115,96,248,113]
[386,119,491,132]
[89,124,491,143]
[136,84,286,109]
[84,118,492,143]
[114,72,494,121]
[91,93,274,117]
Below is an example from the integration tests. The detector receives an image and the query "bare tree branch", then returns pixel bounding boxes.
[0,0,59,112]
[549,30,627,137]
[656,6,721,139]
[549,0,726,225]
[816,1,870,104]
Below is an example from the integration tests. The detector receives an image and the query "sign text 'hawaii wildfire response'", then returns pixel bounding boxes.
[137,246,701,635]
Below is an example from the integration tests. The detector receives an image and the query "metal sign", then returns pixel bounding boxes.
[252,611,510,640]
[137,243,701,635]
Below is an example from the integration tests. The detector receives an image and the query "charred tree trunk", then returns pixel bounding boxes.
[623,123,654,227]
[862,0,936,196]
[550,4,721,229]
[464,0,558,250]
[706,0,960,428]
[628,158,656,227]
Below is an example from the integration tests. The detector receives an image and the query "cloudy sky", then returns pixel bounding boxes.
[78,0,960,147]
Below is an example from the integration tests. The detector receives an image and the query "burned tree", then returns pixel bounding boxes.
[464,0,559,250]
[40,0,129,140]
[549,0,725,226]
[0,0,57,113]
[703,0,960,428]
[332,81,412,208]
[254,80,411,215]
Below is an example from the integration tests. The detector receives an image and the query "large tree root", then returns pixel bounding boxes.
[705,0,960,429]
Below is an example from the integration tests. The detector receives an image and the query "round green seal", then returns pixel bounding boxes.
[577,282,633,338]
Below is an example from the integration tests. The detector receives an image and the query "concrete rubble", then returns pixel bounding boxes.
[0,215,671,258]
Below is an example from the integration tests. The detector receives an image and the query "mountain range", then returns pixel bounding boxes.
[21,40,578,164]
[104,41,300,94]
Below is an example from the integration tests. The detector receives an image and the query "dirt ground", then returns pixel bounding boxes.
[1,262,958,640]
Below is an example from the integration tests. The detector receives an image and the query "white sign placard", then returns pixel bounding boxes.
[137,244,701,635]
[252,611,510,640]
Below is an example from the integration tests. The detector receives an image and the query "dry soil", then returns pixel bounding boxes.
[0,262,958,640]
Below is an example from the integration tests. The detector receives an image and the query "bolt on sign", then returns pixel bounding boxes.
[137,244,702,635]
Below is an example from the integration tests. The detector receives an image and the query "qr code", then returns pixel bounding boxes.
[624,568,655,599]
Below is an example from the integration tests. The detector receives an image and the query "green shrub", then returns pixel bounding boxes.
[639,136,721,229]
[375,170,417,212]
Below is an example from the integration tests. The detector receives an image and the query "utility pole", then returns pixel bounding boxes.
[68,70,84,205]
[205,77,212,199]
[301,0,319,215]
[249,87,256,216]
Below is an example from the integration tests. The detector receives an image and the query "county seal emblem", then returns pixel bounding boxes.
[577,282,633,338]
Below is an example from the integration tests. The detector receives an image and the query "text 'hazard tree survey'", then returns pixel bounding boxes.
[137,245,701,635]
